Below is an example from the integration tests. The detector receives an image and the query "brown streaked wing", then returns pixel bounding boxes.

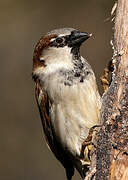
[35,79,54,148]
[34,79,74,177]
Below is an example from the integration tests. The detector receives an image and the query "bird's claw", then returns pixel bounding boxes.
[81,125,101,163]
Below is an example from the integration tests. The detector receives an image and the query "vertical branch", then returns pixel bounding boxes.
[96,0,128,180]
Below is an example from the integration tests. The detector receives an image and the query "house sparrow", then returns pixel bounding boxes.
[32,28,101,180]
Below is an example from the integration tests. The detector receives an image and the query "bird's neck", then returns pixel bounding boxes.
[33,46,93,86]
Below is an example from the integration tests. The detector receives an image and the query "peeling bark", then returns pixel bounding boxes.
[86,1,128,179]
[96,1,128,179]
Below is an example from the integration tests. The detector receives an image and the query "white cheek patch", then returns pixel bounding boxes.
[34,46,73,77]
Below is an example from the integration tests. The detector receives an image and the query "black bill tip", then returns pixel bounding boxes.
[69,30,92,47]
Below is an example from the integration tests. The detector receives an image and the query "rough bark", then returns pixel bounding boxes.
[96,1,128,179]
[85,1,128,179]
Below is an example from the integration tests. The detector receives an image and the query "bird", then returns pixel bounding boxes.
[32,28,101,180]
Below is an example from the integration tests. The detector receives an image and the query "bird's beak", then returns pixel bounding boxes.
[69,31,92,47]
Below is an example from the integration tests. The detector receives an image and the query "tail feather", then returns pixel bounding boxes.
[66,166,74,180]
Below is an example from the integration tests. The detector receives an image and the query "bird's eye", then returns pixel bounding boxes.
[56,37,64,44]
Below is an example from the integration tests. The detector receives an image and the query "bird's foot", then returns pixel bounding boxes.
[80,125,101,164]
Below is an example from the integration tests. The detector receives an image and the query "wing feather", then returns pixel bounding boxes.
[34,79,74,179]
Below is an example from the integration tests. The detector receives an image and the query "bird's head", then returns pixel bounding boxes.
[32,28,91,78]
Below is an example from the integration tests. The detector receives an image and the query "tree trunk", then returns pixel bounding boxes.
[86,1,128,179]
